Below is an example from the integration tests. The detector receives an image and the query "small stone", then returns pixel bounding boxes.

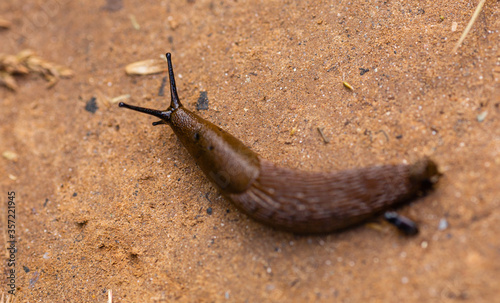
[477,111,488,122]
[438,218,449,230]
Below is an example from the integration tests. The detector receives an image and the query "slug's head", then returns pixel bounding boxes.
[119,53,182,126]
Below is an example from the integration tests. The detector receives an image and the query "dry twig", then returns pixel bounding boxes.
[452,0,487,53]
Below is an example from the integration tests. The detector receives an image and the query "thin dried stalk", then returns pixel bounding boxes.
[452,0,487,53]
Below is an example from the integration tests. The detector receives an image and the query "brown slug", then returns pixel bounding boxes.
[119,53,440,234]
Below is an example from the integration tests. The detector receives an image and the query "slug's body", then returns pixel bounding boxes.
[119,53,440,234]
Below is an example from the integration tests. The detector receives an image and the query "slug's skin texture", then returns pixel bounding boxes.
[227,159,437,233]
[119,53,440,234]
[169,108,260,193]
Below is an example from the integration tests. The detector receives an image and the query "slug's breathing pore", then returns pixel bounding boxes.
[119,53,441,234]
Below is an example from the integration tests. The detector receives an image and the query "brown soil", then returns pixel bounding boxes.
[1,0,499,302]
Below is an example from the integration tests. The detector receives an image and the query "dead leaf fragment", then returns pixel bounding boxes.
[0,49,74,90]
[0,54,29,74]
[125,59,166,75]
[0,18,11,29]
[2,150,19,162]
[110,94,131,104]
[0,71,19,91]
[167,16,179,30]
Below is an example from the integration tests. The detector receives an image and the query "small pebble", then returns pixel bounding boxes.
[196,91,209,110]
[477,111,488,122]
[438,218,449,230]
[85,97,98,113]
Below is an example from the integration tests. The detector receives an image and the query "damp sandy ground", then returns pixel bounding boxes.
[1,0,499,302]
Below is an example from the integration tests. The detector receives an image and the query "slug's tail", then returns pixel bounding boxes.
[227,158,441,234]
[409,157,441,192]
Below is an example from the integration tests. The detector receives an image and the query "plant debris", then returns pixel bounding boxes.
[452,0,487,53]
[0,49,74,91]
[2,150,18,162]
[110,94,131,104]
[343,81,353,90]
[125,59,166,75]
[317,127,330,143]
[0,17,11,29]
[129,14,140,30]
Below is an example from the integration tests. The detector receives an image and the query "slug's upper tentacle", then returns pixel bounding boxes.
[166,53,181,109]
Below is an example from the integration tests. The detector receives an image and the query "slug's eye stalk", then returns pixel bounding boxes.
[118,52,183,126]
[166,52,181,109]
